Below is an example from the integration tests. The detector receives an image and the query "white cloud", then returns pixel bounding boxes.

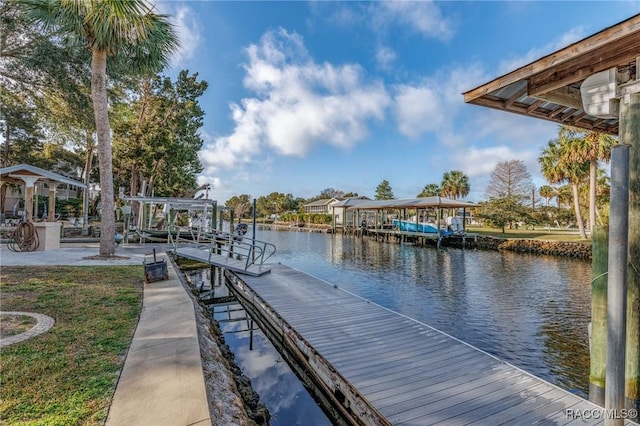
[375,46,397,69]
[200,28,391,171]
[457,145,537,177]
[152,2,203,65]
[395,85,444,139]
[372,1,454,41]
[393,64,486,142]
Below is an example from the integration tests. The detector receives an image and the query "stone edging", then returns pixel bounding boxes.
[0,311,55,348]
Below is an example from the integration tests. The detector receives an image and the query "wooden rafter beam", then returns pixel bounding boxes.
[528,36,640,96]
[467,96,618,135]
[548,105,566,119]
[561,109,582,122]
[526,99,544,113]
[504,86,528,108]
[532,86,583,110]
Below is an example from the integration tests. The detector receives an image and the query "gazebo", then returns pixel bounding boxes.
[0,163,87,250]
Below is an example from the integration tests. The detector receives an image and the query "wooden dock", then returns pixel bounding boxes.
[227,263,634,425]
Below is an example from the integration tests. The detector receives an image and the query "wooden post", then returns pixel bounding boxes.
[605,144,630,426]
[619,91,640,419]
[25,185,33,222]
[11,175,40,222]
[47,183,58,222]
[211,201,217,231]
[590,225,608,406]
[332,207,336,233]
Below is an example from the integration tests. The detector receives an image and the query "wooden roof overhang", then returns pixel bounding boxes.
[463,14,640,136]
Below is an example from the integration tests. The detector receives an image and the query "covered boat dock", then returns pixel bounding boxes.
[334,196,477,246]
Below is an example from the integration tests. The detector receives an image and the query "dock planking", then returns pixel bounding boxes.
[233,263,636,425]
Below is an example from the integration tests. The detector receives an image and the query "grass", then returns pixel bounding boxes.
[1,314,38,338]
[466,226,589,242]
[0,266,144,426]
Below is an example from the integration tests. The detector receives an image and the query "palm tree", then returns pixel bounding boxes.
[539,137,589,239]
[560,126,616,233]
[440,170,469,200]
[417,183,440,197]
[23,0,178,256]
[555,184,573,209]
[539,185,556,207]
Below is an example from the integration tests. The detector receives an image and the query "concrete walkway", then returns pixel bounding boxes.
[1,243,212,426]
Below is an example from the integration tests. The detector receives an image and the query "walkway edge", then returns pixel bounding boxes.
[105,253,211,426]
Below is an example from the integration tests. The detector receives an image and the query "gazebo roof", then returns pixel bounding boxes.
[0,164,86,188]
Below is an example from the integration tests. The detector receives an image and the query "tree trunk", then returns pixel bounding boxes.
[2,122,9,168]
[589,158,597,235]
[82,131,94,236]
[1,122,9,214]
[91,50,115,256]
[129,163,140,229]
[129,164,139,198]
[571,182,586,239]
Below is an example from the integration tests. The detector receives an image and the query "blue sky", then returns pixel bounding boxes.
[155,1,640,204]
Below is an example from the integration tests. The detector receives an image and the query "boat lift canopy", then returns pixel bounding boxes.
[345,196,477,211]
[120,195,217,211]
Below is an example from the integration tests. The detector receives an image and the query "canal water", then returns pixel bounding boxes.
[205,228,592,424]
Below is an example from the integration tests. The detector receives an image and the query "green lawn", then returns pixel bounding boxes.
[466,225,589,242]
[0,266,143,426]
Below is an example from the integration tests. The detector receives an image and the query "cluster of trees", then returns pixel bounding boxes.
[539,126,615,238]
[225,192,305,221]
[1,1,206,255]
[417,170,470,199]
[477,126,615,236]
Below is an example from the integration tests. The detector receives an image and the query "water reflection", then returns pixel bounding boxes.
[213,303,331,425]
[255,228,592,398]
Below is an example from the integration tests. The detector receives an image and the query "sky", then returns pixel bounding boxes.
[154,1,639,204]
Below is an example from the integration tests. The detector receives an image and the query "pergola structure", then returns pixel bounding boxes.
[464,14,640,423]
[0,163,86,222]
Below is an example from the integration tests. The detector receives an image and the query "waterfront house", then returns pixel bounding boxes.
[303,198,341,215]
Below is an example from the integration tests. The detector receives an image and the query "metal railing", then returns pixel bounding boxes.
[171,228,276,272]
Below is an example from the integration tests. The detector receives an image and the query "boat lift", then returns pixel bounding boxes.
[119,195,218,244]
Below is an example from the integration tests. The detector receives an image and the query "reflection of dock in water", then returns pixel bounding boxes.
[216,263,624,426]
